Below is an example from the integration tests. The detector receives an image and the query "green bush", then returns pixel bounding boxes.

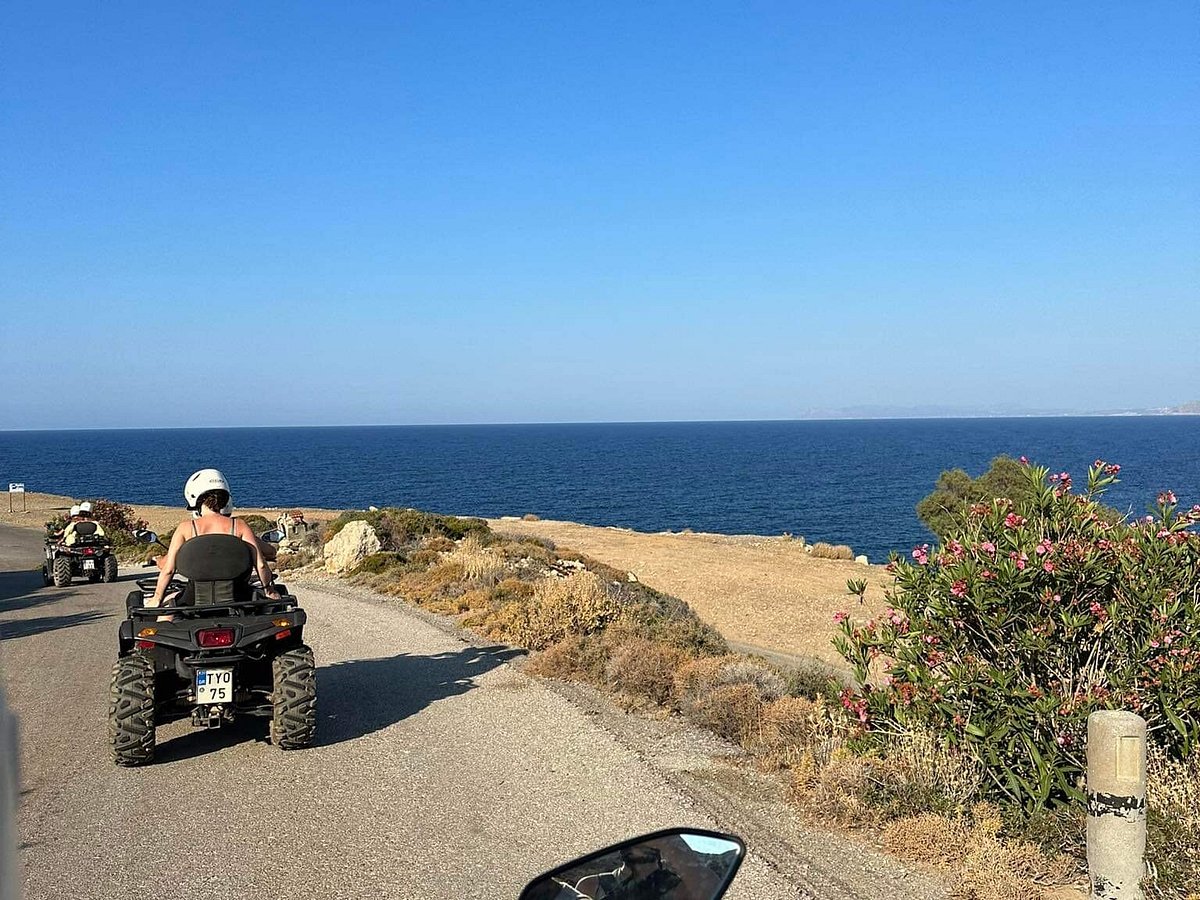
[353,551,407,575]
[240,513,273,533]
[837,460,1200,812]
[323,508,488,549]
[916,455,1036,538]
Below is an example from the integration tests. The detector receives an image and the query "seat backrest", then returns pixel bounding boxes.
[73,522,98,537]
[176,534,253,605]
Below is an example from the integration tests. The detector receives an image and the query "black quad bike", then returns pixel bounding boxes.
[42,521,118,586]
[108,530,316,766]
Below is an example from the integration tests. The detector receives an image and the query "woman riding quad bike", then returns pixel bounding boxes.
[109,469,315,766]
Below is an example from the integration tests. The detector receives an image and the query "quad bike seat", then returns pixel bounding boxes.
[175,534,254,606]
[73,521,99,538]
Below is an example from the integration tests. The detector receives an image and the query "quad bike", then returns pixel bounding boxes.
[42,522,118,586]
[108,529,315,766]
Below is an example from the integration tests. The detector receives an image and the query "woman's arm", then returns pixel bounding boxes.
[150,525,188,606]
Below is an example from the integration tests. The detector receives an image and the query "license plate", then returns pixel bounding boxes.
[83,559,95,570]
[195,668,233,704]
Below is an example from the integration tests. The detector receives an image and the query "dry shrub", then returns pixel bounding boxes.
[522,513,540,521]
[887,728,984,815]
[883,805,1074,900]
[448,534,507,585]
[501,571,624,651]
[526,634,609,683]
[385,561,465,603]
[421,535,455,553]
[673,655,792,742]
[606,637,686,705]
[810,542,855,560]
[690,683,765,744]
[1145,744,1200,899]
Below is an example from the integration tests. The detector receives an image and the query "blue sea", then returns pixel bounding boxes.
[2,418,1198,562]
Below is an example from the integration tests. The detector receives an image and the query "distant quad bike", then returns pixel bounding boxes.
[42,521,118,586]
[109,529,316,766]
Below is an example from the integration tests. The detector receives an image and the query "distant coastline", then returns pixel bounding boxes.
[1,406,1199,433]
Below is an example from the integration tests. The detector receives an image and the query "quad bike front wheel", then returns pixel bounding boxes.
[109,653,156,766]
[41,564,52,587]
[271,645,316,750]
[52,557,72,588]
[102,556,118,583]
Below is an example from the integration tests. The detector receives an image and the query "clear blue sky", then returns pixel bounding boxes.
[2,2,1197,428]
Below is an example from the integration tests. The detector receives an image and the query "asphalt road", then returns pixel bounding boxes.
[1,525,811,900]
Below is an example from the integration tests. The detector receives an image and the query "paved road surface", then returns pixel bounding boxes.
[0,525,937,900]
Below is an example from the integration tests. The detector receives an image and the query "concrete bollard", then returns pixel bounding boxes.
[1087,710,1147,900]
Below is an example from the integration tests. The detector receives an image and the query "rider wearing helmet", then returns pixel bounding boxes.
[62,503,105,546]
[149,469,280,608]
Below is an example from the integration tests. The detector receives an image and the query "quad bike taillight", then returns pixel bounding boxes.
[196,627,235,648]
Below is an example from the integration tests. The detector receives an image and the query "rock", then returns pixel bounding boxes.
[627,572,638,583]
[324,521,381,574]
[368,505,379,512]
[855,555,869,565]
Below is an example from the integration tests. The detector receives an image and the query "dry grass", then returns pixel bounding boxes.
[882,804,1075,900]
[447,534,507,585]
[810,542,855,560]
[1144,745,1200,898]
[491,571,624,651]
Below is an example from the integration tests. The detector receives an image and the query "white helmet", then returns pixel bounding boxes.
[79,501,93,515]
[184,468,232,513]
[69,504,81,517]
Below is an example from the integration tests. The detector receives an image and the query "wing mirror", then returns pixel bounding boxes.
[259,529,285,544]
[133,530,159,545]
[519,829,744,900]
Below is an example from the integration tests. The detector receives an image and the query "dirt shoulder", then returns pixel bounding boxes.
[488,517,892,668]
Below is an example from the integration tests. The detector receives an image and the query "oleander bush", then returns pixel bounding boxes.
[835,459,1200,813]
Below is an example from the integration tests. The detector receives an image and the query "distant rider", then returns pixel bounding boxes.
[63,501,106,546]
[149,469,280,608]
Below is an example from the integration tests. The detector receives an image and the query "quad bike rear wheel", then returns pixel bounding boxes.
[109,653,156,766]
[52,556,72,587]
[271,645,316,750]
[102,556,118,583]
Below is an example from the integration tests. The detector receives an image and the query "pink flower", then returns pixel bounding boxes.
[1158,491,1177,506]
[1019,456,1029,465]
[1089,601,1108,620]
[1009,551,1028,570]
[1004,513,1026,529]
[886,607,905,626]
[947,539,965,559]
[980,569,996,580]
[1035,539,1054,556]
[1105,464,1121,475]
[833,611,848,625]
[1043,561,1055,573]
[979,541,996,555]
[950,579,968,598]
[911,544,930,565]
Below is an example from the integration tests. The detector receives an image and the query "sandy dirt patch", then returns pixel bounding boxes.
[488,517,892,668]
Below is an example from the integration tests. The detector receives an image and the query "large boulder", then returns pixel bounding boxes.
[324,520,381,575]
